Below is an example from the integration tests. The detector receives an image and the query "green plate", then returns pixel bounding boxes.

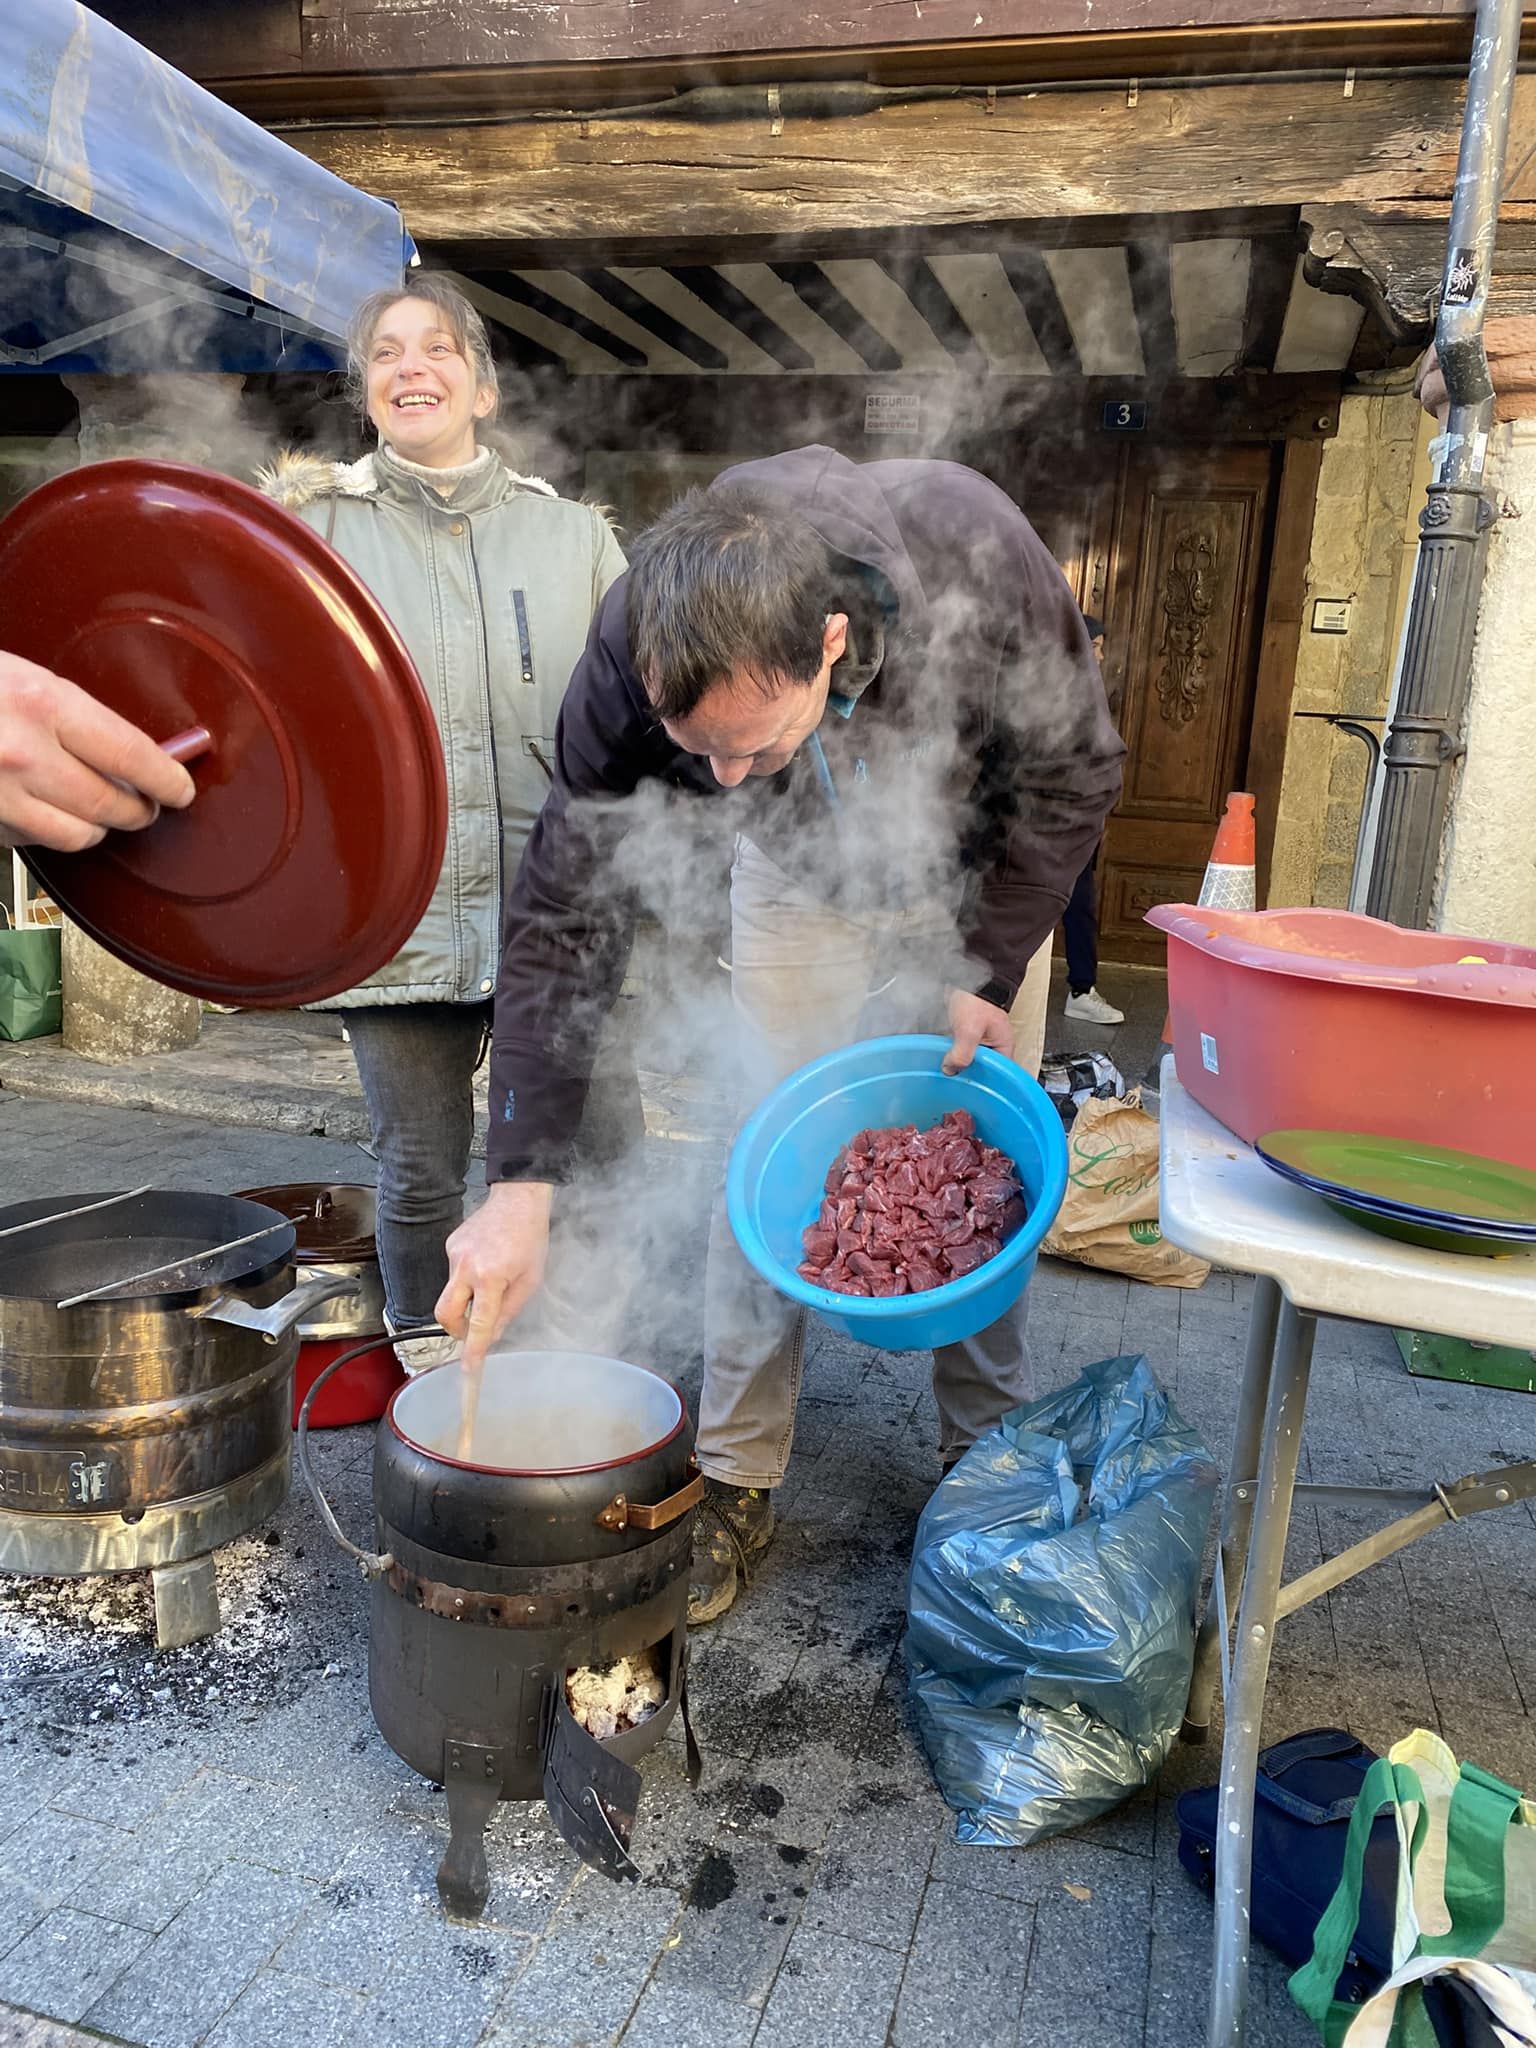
[1258,1130,1536,1231]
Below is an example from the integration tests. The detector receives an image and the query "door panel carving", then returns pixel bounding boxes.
[1156,524,1219,727]
[985,438,1279,967]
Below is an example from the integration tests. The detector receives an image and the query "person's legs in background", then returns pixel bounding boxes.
[343,1002,487,1358]
[1061,851,1124,1026]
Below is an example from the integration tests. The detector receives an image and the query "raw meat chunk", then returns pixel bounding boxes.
[799,1109,1023,1299]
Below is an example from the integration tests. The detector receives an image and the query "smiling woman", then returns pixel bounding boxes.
[357,283,498,470]
[254,273,640,1369]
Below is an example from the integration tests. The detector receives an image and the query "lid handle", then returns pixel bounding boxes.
[159,726,213,765]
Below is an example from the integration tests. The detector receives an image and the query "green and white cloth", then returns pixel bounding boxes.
[1291,1728,1536,2046]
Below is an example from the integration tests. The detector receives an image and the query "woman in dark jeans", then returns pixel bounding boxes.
[1062,614,1125,1027]
[261,274,637,1366]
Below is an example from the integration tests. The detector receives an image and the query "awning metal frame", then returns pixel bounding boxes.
[0,165,332,368]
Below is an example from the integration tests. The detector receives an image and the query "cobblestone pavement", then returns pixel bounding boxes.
[2,1097,1535,2048]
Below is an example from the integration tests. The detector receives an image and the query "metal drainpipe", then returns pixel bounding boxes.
[1365,0,1523,927]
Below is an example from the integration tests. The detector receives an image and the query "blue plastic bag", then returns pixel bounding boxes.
[907,1353,1218,1846]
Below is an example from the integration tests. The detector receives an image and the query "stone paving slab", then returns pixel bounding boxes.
[0,2012,136,2048]
[0,981,727,1157]
[0,1097,1534,2047]
[0,1917,152,2032]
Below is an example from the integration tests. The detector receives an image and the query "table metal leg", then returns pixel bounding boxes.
[1183,1274,1282,1743]
[1208,1298,1316,2048]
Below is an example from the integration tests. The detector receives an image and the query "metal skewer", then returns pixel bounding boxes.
[55,1221,290,1308]
[0,1186,156,1242]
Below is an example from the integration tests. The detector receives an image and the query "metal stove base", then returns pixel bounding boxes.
[0,1447,290,1648]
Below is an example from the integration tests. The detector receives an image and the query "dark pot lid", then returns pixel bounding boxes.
[0,1190,294,1304]
[235,1182,377,1262]
[0,459,447,1008]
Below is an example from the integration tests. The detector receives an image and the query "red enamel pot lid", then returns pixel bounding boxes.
[0,459,447,1007]
[234,1182,377,1261]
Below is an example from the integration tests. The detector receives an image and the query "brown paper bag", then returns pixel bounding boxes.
[1042,1090,1211,1288]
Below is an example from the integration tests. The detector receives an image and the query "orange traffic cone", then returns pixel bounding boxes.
[1197,792,1257,911]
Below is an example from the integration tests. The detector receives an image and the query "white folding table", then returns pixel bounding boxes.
[1157,1057,1536,2046]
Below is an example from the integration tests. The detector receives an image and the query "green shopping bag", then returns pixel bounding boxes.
[1290,1730,1536,2046]
[0,912,62,1041]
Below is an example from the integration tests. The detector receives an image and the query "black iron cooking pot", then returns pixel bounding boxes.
[301,1346,702,1917]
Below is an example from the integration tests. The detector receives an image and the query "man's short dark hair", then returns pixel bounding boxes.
[1082,613,1105,641]
[628,485,836,721]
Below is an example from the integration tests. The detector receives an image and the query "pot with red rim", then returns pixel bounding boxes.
[301,1346,701,1916]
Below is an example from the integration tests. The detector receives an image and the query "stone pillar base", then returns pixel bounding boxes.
[61,922,200,1062]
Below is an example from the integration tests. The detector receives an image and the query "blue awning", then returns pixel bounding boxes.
[0,0,414,373]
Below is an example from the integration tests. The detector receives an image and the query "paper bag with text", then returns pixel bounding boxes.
[1042,1090,1210,1289]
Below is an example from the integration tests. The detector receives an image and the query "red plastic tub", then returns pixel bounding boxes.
[1144,906,1536,1169]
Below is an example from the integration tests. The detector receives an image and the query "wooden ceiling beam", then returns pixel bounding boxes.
[1302,203,1536,337]
[279,74,1527,252]
[1240,236,1302,372]
[421,207,1302,275]
[94,0,1514,112]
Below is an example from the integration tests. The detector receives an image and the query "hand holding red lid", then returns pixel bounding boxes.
[0,459,446,1007]
[0,651,196,852]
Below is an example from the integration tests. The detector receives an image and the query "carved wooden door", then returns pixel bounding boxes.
[1095,445,1278,964]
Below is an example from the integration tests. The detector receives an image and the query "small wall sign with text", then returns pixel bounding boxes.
[864,393,923,437]
[1310,599,1353,635]
[1101,400,1148,433]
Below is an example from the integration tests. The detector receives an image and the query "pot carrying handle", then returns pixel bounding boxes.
[595,1467,704,1534]
[295,1335,397,1577]
[194,1273,357,1345]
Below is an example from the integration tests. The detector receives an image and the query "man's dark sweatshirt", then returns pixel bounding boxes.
[486,445,1124,1182]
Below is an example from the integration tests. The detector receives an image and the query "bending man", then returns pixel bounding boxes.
[438,446,1123,1623]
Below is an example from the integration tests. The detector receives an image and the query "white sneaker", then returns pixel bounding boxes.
[389,1328,460,1376]
[1063,987,1125,1026]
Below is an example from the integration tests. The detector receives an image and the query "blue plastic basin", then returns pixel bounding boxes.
[726,1034,1069,1352]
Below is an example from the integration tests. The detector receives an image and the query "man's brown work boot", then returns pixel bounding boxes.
[687,1477,776,1626]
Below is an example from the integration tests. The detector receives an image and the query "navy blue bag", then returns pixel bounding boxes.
[1176,1728,1398,2006]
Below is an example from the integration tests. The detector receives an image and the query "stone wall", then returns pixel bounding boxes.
[1268,384,1431,909]
[1435,418,1536,948]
